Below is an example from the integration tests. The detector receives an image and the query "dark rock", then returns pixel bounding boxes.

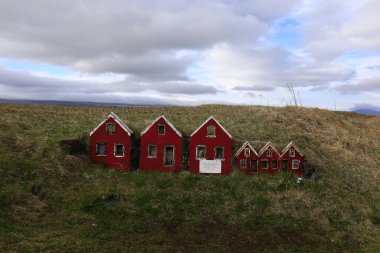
[31,184,42,196]
[59,133,88,155]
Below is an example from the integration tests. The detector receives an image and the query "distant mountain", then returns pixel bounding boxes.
[352,109,380,116]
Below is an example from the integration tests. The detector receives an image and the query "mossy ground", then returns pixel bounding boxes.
[0,104,379,252]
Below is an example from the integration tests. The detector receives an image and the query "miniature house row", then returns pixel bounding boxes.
[89,112,303,176]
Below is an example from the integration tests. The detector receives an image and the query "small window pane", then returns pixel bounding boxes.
[106,123,115,134]
[164,146,174,166]
[292,160,299,169]
[196,146,206,159]
[241,159,247,168]
[96,143,106,155]
[271,160,278,169]
[158,125,165,135]
[262,160,268,169]
[289,148,295,157]
[244,148,250,157]
[115,144,124,157]
[267,148,272,156]
[148,145,157,157]
[207,125,216,136]
[215,147,224,159]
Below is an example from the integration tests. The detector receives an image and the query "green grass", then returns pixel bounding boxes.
[0,104,379,252]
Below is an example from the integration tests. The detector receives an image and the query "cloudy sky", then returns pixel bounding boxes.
[0,0,379,110]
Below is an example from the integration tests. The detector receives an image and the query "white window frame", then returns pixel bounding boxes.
[105,123,115,135]
[267,148,272,157]
[271,160,278,169]
[196,145,206,160]
[147,144,157,158]
[95,143,106,156]
[289,148,295,157]
[292,160,299,170]
[261,159,268,169]
[157,124,166,135]
[244,148,250,157]
[241,159,247,168]
[207,125,216,137]
[163,145,175,167]
[114,143,125,157]
[214,146,225,160]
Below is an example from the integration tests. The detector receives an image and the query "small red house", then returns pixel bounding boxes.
[235,141,259,174]
[89,112,132,170]
[139,115,182,172]
[189,116,233,175]
[280,142,303,176]
[258,142,281,174]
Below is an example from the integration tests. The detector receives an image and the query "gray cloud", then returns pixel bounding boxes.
[0,65,217,99]
[204,45,355,90]
[233,85,275,91]
[335,78,380,94]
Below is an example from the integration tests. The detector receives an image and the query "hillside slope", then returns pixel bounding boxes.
[0,104,379,252]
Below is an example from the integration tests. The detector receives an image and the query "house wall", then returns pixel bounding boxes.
[281,147,303,176]
[189,118,232,175]
[89,117,131,170]
[140,117,182,172]
[258,148,281,174]
[235,145,258,174]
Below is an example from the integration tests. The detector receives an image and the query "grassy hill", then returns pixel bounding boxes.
[0,104,379,252]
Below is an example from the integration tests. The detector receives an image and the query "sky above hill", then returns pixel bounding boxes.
[0,0,379,110]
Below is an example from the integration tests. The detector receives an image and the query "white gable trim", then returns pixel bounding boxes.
[190,116,232,139]
[235,141,258,157]
[140,115,182,137]
[281,142,303,157]
[258,141,280,156]
[90,112,133,136]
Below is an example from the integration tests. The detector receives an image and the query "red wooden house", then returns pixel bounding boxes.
[189,116,232,175]
[258,142,281,174]
[280,142,303,176]
[89,112,133,170]
[235,141,259,174]
[139,115,182,172]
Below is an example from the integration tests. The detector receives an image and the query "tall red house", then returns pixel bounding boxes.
[139,115,182,172]
[235,141,259,174]
[189,116,233,175]
[280,142,303,176]
[89,112,133,170]
[258,142,281,174]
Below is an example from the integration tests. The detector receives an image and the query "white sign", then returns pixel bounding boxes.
[199,160,222,174]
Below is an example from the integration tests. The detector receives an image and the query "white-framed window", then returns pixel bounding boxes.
[244,148,250,157]
[271,160,278,169]
[261,160,268,169]
[207,125,216,137]
[241,159,247,168]
[114,144,124,157]
[147,145,157,158]
[164,145,175,166]
[196,145,206,159]
[105,123,115,135]
[157,124,165,135]
[292,160,299,169]
[267,148,273,157]
[96,143,106,156]
[214,146,224,160]
[289,148,295,157]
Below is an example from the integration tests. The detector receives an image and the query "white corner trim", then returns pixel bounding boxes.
[281,142,303,157]
[258,141,280,156]
[90,112,133,136]
[190,115,232,139]
[235,141,259,157]
[140,115,182,137]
